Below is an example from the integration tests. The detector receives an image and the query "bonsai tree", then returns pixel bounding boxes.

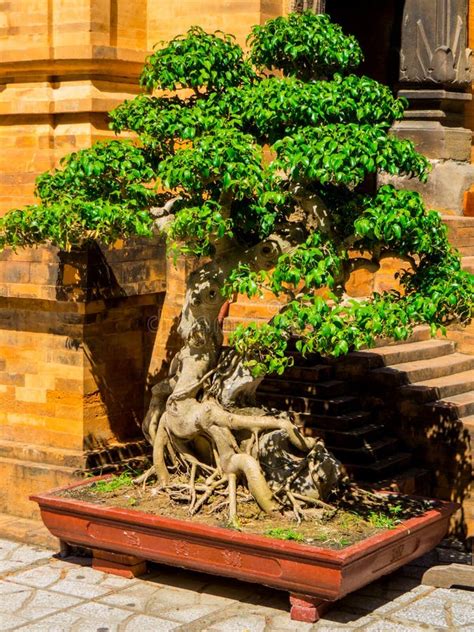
[1,12,472,522]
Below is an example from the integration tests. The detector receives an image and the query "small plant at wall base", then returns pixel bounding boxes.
[2,12,473,523]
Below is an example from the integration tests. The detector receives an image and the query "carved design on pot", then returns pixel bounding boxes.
[123,531,141,546]
[222,549,243,568]
[400,0,471,87]
[390,543,405,563]
[174,540,191,557]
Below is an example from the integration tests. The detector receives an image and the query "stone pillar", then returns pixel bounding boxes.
[290,1,325,12]
[389,0,474,214]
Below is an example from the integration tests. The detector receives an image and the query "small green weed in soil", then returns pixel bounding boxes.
[367,511,399,529]
[92,472,133,493]
[265,528,305,542]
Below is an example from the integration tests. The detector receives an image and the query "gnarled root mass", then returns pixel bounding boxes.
[138,254,345,524]
[139,391,345,523]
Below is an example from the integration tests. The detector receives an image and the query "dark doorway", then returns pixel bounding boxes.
[326,0,405,89]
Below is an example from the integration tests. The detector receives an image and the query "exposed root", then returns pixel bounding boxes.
[191,476,228,515]
[133,465,156,491]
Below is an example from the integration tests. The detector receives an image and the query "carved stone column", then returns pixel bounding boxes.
[291,1,326,13]
[389,0,474,214]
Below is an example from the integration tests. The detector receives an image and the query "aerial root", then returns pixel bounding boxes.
[133,465,156,490]
[285,491,305,524]
[191,476,228,515]
[228,473,237,522]
[189,462,197,513]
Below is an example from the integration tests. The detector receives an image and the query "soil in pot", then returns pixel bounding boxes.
[58,471,436,550]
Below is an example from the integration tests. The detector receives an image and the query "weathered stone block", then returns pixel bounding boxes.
[392,120,472,162]
[380,160,474,215]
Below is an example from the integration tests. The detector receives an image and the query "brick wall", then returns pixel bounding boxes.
[0,238,166,518]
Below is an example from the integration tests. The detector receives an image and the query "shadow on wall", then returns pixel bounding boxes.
[55,240,164,459]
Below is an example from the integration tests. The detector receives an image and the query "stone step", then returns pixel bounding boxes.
[443,215,474,254]
[331,437,400,465]
[0,439,84,468]
[259,378,346,399]
[0,511,58,549]
[373,353,474,385]
[460,414,474,433]
[369,467,432,496]
[0,456,79,519]
[462,256,474,274]
[372,325,432,347]
[446,324,474,356]
[258,393,358,415]
[400,369,474,401]
[309,423,385,448]
[371,339,455,366]
[431,391,474,419]
[298,410,372,432]
[282,364,333,382]
[341,339,455,371]
[345,452,412,481]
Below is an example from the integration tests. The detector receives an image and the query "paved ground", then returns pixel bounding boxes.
[0,538,473,631]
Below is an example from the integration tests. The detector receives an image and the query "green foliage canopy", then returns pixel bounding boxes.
[0,11,472,374]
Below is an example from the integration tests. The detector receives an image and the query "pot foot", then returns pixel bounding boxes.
[289,593,331,623]
[92,549,147,578]
[58,540,71,558]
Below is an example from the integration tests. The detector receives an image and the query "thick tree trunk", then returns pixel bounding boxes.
[141,229,344,520]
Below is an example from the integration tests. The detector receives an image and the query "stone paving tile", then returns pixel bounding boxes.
[0,539,20,558]
[0,581,36,613]
[98,581,172,611]
[339,584,435,618]
[197,581,258,606]
[122,614,181,631]
[144,603,222,623]
[13,612,90,631]
[63,601,141,623]
[449,601,474,627]
[47,577,114,599]
[0,613,30,631]
[316,611,379,627]
[0,538,473,632]
[208,613,267,632]
[432,587,474,605]
[9,544,53,565]
[16,589,82,620]
[145,586,204,609]
[362,622,435,631]
[6,563,63,588]
[0,560,30,574]
[0,538,53,573]
[391,593,452,628]
[267,613,314,631]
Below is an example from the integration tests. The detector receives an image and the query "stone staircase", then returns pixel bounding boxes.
[256,346,427,491]
[256,326,474,534]
[338,331,474,535]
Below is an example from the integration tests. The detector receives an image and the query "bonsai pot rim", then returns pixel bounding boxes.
[31,475,455,567]
[31,475,457,620]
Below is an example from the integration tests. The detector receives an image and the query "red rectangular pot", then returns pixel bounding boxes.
[31,477,456,623]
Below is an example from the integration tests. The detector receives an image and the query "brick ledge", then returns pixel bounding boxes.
[0,512,58,550]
